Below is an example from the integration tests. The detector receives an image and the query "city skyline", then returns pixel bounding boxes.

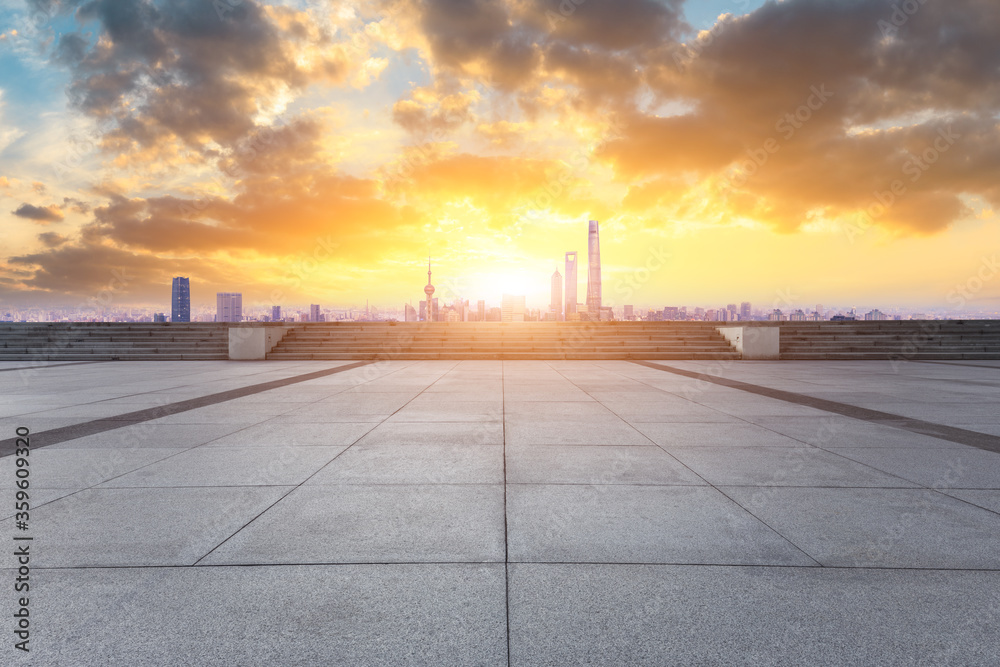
[1,217,995,325]
[2,1,999,313]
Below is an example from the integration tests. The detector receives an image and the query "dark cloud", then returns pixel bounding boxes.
[398,0,685,101]
[415,0,540,90]
[4,239,237,305]
[12,203,64,223]
[62,197,91,214]
[47,0,351,156]
[21,115,419,274]
[597,0,1000,234]
[37,232,68,247]
[536,0,686,52]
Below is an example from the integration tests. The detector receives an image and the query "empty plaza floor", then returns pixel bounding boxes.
[2,358,1000,665]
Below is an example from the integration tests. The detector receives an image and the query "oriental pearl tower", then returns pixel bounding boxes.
[424,257,435,322]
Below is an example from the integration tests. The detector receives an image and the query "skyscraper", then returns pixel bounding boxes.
[564,251,578,318]
[550,268,563,320]
[740,302,752,320]
[171,277,190,323]
[310,304,322,322]
[502,294,526,322]
[404,303,417,322]
[477,300,486,322]
[271,305,282,322]
[424,257,435,324]
[586,220,602,318]
[216,293,242,322]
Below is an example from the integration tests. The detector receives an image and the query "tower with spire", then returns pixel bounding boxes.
[424,257,435,322]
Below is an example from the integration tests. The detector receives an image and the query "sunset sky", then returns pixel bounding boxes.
[1,0,998,313]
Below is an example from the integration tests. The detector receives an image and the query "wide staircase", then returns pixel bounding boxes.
[778,320,1000,360]
[0,323,230,361]
[267,322,740,361]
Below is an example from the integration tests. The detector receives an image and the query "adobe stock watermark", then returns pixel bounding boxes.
[523,116,625,219]
[179,116,288,219]
[213,0,244,21]
[878,0,931,38]
[720,85,833,192]
[946,255,999,310]
[771,287,800,314]
[52,132,100,183]
[17,266,134,384]
[380,109,468,192]
[611,247,671,304]
[671,0,755,72]
[844,126,960,243]
[672,21,727,73]
[545,0,588,30]
[10,0,57,39]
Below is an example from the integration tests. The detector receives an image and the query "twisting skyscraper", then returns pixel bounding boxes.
[586,220,602,318]
[564,252,577,318]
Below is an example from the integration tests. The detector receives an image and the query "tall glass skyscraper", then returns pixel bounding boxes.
[564,251,577,317]
[216,292,242,322]
[171,277,190,322]
[586,220,602,318]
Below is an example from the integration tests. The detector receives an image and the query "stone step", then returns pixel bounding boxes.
[266,351,741,361]
[6,347,227,356]
[0,340,228,347]
[781,342,1000,353]
[0,353,228,361]
[780,352,1000,360]
[278,335,727,343]
[274,340,733,348]
[780,336,1000,342]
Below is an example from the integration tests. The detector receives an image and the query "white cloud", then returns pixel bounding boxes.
[0,89,27,154]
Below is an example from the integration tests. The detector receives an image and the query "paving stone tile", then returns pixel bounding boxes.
[0,486,290,567]
[508,564,1000,667]
[27,564,507,666]
[507,484,813,565]
[668,446,917,487]
[724,486,1000,568]
[506,445,704,485]
[308,444,503,485]
[203,485,505,564]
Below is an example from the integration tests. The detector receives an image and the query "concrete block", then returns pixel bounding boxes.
[718,326,781,359]
[228,326,289,360]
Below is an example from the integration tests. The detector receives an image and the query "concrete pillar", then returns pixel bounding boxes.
[718,326,780,360]
[229,326,290,360]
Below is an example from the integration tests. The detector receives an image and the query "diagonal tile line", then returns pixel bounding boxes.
[913,360,1000,371]
[630,361,1000,455]
[0,361,372,457]
[0,360,112,373]
[548,361,824,568]
[188,360,435,566]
